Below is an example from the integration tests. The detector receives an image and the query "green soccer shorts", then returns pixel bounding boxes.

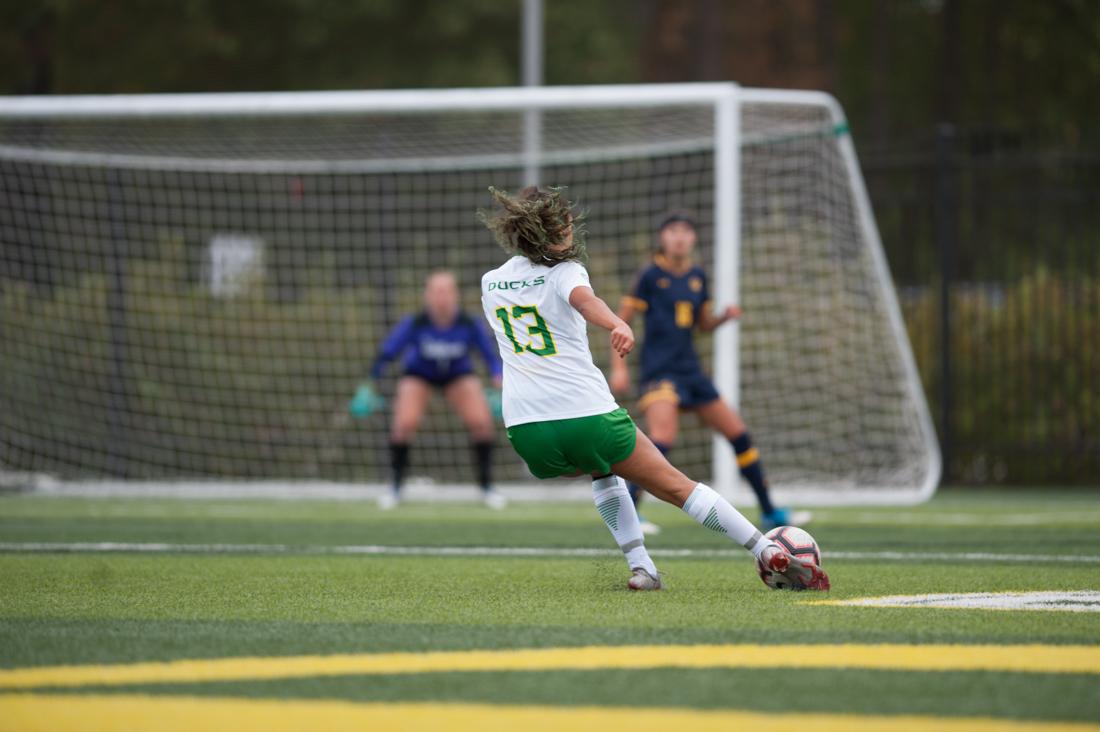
[506,407,638,479]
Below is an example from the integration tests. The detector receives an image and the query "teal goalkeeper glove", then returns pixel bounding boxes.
[484,387,503,422]
[348,383,386,419]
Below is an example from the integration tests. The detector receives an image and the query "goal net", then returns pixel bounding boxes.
[0,84,939,504]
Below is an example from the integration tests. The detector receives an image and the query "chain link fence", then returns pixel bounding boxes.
[864,127,1100,485]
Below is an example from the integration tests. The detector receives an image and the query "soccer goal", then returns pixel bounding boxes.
[0,83,939,505]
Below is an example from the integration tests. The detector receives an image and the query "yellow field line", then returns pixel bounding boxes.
[1,694,1098,732]
[1,644,1099,690]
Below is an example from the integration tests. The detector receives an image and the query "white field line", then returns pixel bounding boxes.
[14,482,1100,524]
[819,591,1100,613]
[812,511,1100,527]
[14,477,1100,515]
[0,542,1098,564]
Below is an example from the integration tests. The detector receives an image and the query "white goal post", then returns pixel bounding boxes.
[0,83,940,505]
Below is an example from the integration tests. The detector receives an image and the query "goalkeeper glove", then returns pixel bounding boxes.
[348,382,386,419]
[484,386,503,422]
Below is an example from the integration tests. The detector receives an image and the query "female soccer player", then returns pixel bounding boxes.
[609,212,810,534]
[351,270,506,510]
[479,186,828,592]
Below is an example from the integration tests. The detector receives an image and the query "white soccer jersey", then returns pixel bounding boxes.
[481,256,619,427]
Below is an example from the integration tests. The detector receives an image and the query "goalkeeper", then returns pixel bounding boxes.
[610,212,810,533]
[350,270,505,509]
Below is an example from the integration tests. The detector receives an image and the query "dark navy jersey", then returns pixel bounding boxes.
[622,255,711,380]
[371,311,502,384]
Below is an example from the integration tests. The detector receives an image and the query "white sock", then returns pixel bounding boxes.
[593,474,659,576]
[682,483,771,558]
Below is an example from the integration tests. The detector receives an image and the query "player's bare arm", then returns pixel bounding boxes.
[608,300,637,392]
[569,286,634,357]
[697,303,742,332]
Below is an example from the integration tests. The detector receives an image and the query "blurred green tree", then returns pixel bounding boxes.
[4,0,1098,142]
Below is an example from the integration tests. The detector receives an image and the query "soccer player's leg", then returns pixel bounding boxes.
[512,411,655,590]
[691,384,812,529]
[546,409,662,590]
[443,374,505,509]
[385,376,433,508]
[629,379,681,534]
[592,473,661,590]
[612,429,828,591]
[507,414,660,590]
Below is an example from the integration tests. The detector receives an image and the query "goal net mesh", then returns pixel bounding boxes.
[0,91,936,501]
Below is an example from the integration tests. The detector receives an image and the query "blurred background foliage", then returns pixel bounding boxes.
[3,0,1098,143]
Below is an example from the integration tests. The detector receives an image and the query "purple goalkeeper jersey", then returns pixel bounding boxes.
[370,312,502,385]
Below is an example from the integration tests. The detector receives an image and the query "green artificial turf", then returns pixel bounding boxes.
[1,488,1098,723]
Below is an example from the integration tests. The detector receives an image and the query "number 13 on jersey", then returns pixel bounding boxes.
[495,305,558,357]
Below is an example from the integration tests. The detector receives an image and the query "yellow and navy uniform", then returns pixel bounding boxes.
[623,255,721,409]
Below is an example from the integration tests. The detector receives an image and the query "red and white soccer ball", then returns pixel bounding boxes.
[756,525,823,590]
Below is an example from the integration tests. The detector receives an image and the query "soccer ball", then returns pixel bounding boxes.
[756,525,822,590]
